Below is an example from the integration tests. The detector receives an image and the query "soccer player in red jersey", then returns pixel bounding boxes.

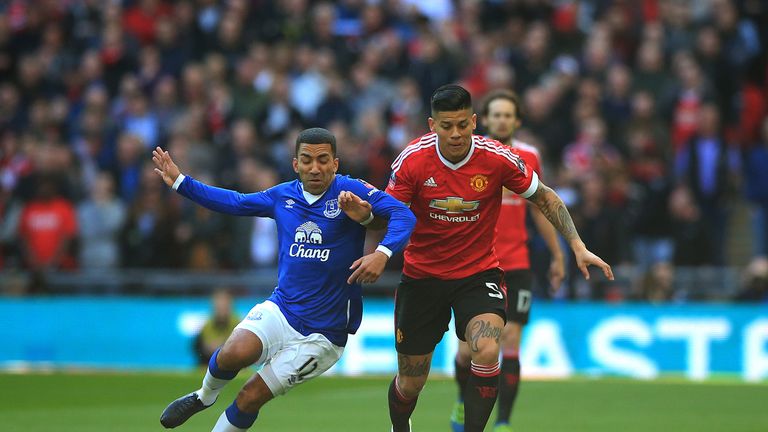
[450,89,565,432]
[383,85,612,432]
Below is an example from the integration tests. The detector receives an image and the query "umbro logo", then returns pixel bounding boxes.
[423,177,438,187]
[285,199,295,208]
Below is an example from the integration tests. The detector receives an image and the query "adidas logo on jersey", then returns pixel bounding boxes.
[423,177,438,187]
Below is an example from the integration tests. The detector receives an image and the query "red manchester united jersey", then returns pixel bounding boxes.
[386,133,539,280]
[496,140,542,271]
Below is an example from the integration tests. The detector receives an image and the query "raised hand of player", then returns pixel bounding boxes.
[152,146,181,188]
[573,247,614,281]
[347,251,388,285]
[338,191,373,224]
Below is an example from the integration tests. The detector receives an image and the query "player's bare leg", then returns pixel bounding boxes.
[463,313,504,432]
[211,373,274,431]
[161,329,264,428]
[494,322,522,432]
[389,352,432,432]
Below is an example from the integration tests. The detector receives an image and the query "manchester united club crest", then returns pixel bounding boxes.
[470,174,489,192]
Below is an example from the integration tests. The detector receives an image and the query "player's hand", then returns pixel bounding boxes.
[338,191,373,224]
[573,248,613,281]
[152,146,182,188]
[548,254,566,293]
[347,251,389,284]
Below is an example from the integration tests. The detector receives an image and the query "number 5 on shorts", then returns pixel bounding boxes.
[485,282,503,299]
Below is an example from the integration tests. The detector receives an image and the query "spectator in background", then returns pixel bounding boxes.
[633,40,672,101]
[77,172,124,269]
[663,52,716,153]
[120,165,180,269]
[18,176,78,274]
[193,289,241,366]
[227,157,278,269]
[675,103,740,265]
[176,173,228,271]
[734,256,768,302]
[563,116,621,183]
[570,173,626,299]
[744,117,768,257]
[113,132,144,202]
[636,261,676,303]
[669,184,710,266]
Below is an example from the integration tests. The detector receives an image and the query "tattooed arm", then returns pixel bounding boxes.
[527,182,614,281]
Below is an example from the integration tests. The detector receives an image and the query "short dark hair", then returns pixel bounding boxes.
[430,84,472,114]
[295,127,337,156]
[481,89,523,121]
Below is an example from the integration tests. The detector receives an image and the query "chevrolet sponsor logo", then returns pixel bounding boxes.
[429,197,479,214]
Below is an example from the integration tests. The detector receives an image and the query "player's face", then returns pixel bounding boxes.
[482,98,521,144]
[293,143,338,195]
[429,108,477,163]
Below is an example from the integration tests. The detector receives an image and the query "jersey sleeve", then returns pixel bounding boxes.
[384,156,417,205]
[175,175,275,218]
[342,177,416,255]
[501,150,539,199]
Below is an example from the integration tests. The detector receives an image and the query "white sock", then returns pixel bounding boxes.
[211,412,248,432]
[197,370,230,406]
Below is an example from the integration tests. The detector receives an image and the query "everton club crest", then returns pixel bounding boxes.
[324,199,342,218]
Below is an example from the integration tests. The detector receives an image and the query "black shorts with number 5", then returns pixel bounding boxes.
[394,268,506,356]
[504,269,533,325]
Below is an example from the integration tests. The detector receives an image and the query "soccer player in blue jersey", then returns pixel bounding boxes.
[153,127,416,432]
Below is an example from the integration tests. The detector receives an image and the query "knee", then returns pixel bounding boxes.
[470,342,500,366]
[397,375,426,399]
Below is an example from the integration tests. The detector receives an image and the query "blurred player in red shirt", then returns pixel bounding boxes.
[379,85,612,432]
[449,90,565,432]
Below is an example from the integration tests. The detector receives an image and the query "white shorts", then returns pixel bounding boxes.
[235,300,344,396]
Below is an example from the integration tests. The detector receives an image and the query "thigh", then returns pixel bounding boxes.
[218,328,265,371]
[395,275,452,355]
[233,300,288,366]
[504,269,533,325]
[452,268,506,342]
[259,333,344,397]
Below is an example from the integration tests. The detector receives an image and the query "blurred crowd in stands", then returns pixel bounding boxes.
[0,0,767,301]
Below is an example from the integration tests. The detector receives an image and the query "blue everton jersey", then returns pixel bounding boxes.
[176,174,415,346]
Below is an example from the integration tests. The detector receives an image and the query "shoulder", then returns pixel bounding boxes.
[473,135,524,166]
[337,175,378,190]
[511,140,542,169]
[270,180,298,194]
[512,140,541,160]
[391,133,437,172]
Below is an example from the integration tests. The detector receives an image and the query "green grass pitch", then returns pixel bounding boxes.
[1,372,766,431]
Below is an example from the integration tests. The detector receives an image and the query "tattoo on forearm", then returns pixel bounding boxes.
[468,320,502,352]
[398,356,430,377]
[532,186,579,242]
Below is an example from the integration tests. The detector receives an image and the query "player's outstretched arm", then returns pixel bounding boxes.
[152,146,273,217]
[527,182,614,281]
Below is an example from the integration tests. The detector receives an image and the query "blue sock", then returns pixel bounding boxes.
[209,348,238,380]
[225,400,259,429]
[198,348,239,405]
